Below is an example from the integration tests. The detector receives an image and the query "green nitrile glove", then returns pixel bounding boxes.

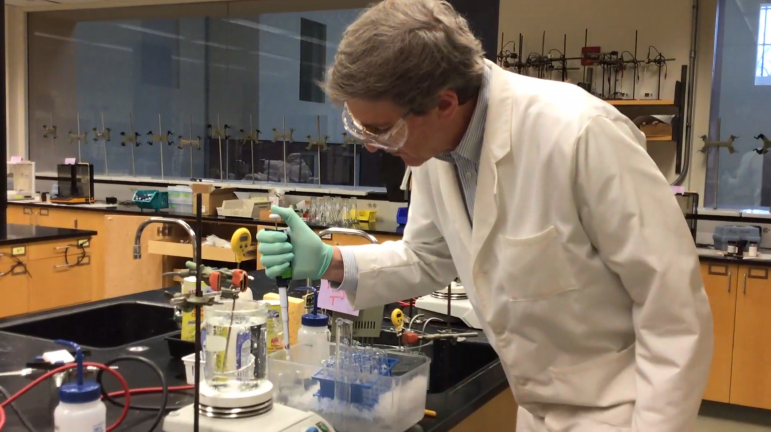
[257,206,334,280]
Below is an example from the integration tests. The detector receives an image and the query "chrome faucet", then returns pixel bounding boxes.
[317,227,379,245]
[133,217,199,264]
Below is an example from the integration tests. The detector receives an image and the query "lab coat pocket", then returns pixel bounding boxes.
[491,226,579,301]
[549,344,637,408]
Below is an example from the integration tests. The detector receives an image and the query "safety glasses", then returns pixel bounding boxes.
[342,103,410,152]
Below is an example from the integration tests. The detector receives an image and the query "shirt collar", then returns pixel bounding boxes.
[435,62,491,164]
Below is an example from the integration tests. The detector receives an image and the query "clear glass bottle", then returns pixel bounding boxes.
[203,300,269,393]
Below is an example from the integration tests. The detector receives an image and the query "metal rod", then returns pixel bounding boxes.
[713,119,721,209]
[76,112,82,161]
[446,282,452,330]
[158,114,165,179]
[657,62,663,100]
[193,193,203,432]
[317,116,322,186]
[189,115,194,178]
[582,29,588,82]
[101,112,109,175]
[250,114,255,184]
[562,34,568,82]
[50,113,55,149]
[217,115,224,180]
[129,113,136,176]
[633,31,639,99]
[282,116,288,185]
[353,140,358,189]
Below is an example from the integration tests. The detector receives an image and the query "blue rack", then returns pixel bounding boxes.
[313,357,399,407]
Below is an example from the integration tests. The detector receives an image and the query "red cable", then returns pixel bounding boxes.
[106,385,194,399]
[0,362,130,432]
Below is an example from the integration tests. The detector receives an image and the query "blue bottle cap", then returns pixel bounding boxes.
[54,339,102,404]
[297,286,329,327]
[59,381,102,404]
[302,313,329,327]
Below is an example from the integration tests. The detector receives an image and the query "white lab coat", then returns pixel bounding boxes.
[341,60,713,432]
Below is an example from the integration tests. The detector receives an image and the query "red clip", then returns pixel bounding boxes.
[231,269,248,292]
[209,271,222,292]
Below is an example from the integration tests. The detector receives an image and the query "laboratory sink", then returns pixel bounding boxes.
[370,329,500,394]
[0,301,178,349]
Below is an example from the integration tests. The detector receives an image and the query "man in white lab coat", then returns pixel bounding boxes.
[257,0,713,430]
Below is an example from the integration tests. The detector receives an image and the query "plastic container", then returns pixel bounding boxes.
[294,286,330,366]
[168,185,193,205]
[265,300,285,354]
[202,300,269,394]
[396,207,408,225]
[169,203,193,215]
[54,399,106,432]
[714,225,761,251]
[180,276,211,342]
[53,341,106,432]
[182,352,256,385]
[269,343,430,432]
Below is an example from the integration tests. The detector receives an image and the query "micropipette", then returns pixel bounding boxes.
[269,213,293,361]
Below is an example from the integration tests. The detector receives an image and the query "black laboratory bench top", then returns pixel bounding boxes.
[698,248,771,267]
[0,271,507,432]
[0,224,97,246]
[8,201,406,237]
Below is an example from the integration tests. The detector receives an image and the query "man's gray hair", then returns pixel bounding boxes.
[323,0,485,115]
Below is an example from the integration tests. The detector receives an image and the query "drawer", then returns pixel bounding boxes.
[27,256,92,313]
[0,244,30,259]
[28,238,93,261]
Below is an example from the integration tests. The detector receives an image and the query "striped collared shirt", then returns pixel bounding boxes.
[433,63,491,221]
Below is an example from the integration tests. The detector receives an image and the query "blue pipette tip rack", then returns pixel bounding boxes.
[312,357,400,407]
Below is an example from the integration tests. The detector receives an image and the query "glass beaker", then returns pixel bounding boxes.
[203,300,269,393]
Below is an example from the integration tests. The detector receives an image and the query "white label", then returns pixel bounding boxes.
[9,156,22,163]
[64,158,76,165]
[206,335,227,352]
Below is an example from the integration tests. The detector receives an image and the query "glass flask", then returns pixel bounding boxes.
[203,300,269,393]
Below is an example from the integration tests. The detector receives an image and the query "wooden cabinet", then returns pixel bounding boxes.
[7,206,33,225]
[102,215,164,299]
[702,260,771,409]
[0,251,29,318]
[26,254,93,313]
[701,262,738,403]
[730,265,771,408]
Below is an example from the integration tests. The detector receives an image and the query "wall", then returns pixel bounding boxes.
[498,0,693,99]
[497,0,697,183]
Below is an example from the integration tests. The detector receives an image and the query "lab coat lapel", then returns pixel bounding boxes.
[471,62,514,264]
[435,162,472,252]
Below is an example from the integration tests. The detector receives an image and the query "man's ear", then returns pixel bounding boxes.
[435,89,459,120]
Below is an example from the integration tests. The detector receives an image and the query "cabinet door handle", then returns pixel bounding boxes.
[744,273,748,294]
[728,272,732,293]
